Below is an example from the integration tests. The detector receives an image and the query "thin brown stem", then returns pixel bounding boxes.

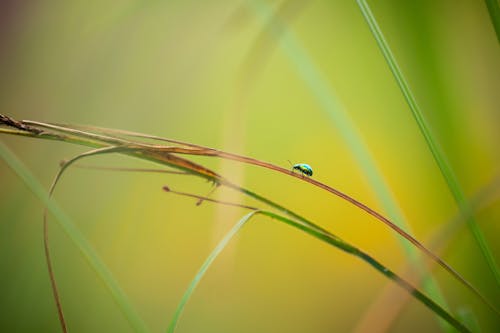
[43,212,68,333]
[42,146,133,332]
[70,125,499,314]
[162,186,259,210]
[1,115,497,315]
[69,164,190,175]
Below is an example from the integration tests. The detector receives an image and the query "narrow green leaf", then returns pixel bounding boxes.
[0,142,151,333]
[167,211,259,333]
[259,211,472,333]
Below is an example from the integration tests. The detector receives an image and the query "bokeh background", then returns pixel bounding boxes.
[1,1,499,332]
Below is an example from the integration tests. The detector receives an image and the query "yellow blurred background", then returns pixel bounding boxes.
[1,1,499,332]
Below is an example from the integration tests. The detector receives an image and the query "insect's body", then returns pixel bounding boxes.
[292,163,313,177]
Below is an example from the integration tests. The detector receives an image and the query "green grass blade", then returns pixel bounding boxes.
[167,211,259,333]
[484,0,500,43]
[355,0,500,287]
[0,142,151,333]
[259,211,472,333]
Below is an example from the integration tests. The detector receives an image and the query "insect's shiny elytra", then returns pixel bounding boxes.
[292,163,313,177]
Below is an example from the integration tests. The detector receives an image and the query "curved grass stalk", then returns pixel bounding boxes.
[0,120,486,331]
[263,212,470,332]
[355,0,500,286]
[163,187,472,333]
[167,211,259,333]
[0,142,151,333]
[1,115,497,316]
[70,164,190,175]
[49,123,500,316]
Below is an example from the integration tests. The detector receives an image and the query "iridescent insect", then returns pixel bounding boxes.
[288,160,313,177]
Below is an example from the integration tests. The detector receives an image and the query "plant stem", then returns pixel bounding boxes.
[1,116,497,315]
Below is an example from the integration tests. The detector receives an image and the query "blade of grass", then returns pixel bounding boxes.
[3,118,496,329]
[1,116,496,315]
[0,120,224,182]
[355,0,500,286]
[167,211,259,333]
[243,0,452,327]
[0,142,151,333]
[484,0,500,43]
[59,125,500,316]
[262,211,471,332]
[163,188,472,333]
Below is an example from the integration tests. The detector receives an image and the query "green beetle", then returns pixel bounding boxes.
[290,162,313,177]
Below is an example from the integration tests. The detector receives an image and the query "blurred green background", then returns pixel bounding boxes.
[1,0,499,332]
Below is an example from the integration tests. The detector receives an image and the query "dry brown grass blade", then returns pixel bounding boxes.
[50,123,500,316]
[0,115,498,315]
[68,164,189,175]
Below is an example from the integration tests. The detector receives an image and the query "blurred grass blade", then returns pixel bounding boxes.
[0,142,150,333]
[245,0,451,327]
[484,0,500,43]
[355,0,500,286]
[167,211,259,333]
